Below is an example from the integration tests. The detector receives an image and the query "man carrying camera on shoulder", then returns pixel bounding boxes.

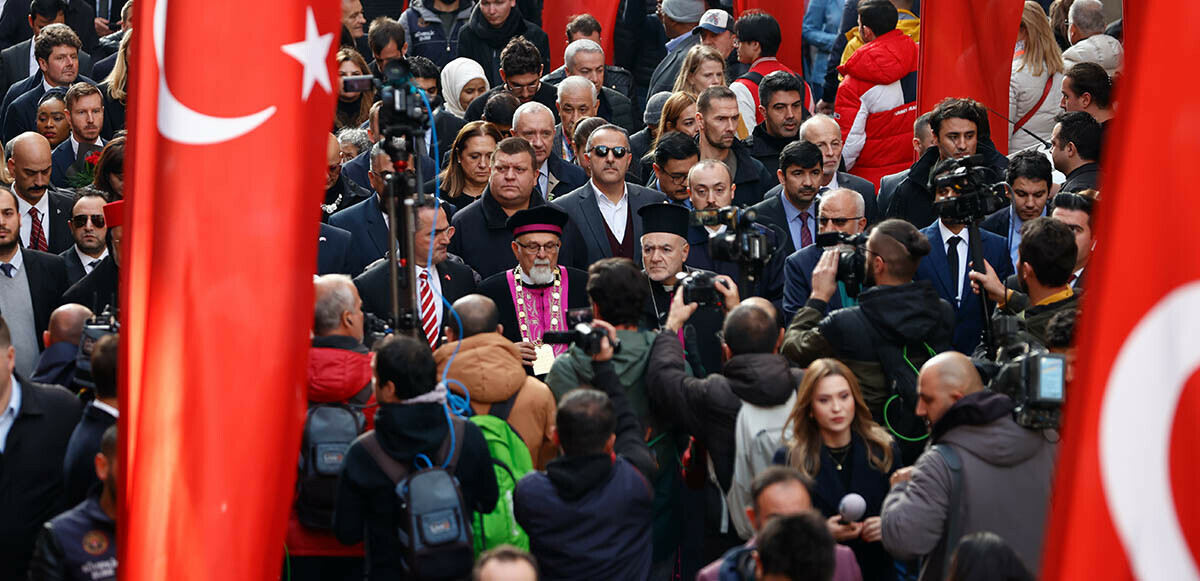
[781,219,955,464]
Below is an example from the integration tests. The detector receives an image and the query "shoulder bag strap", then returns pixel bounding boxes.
[931,444,964,576]
[360,431,409,484]
[435,415,468,474]
[488,392,519,422]
[1012,74,1055,134]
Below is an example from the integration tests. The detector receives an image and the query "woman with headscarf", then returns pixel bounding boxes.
[437,58,490,166]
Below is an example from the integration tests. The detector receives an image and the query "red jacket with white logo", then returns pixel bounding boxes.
[834,29,918,189]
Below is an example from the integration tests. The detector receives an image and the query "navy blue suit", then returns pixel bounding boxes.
[328,195,388,276]
[3,74,96,144]
[915,222,1013,354]
[544,154,587,199]
[316,223,357,275]
[50,139,98,188]
[61,401,117,507]
[781,244,847,322]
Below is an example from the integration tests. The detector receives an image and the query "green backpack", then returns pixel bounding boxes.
[468,394,533,554]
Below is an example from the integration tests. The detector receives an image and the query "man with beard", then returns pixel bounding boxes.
[0,185,68,377]
[477,205,589,375]
[745,71,805,177]
[456,0,550,89]
[8,132,73,253]
[49,82,102,187]
[3,24,94,144]
[799,114,880,224]
[695,86,774,207]
[59,188,107,285]
[750,141,824,261]
[638,202,724,376]
[321,133,370,222]
[62,199,120,314]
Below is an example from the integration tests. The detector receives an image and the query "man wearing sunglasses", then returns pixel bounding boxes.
[59,188,106,286]
[552,124,665,266]
[780,188,867,321]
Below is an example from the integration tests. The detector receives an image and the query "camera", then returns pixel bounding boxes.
[543,323,621,356]
[363,312,393,350]
[816,232,869,299]
[343,59,430,141]
[679,270,731,309]
[977,315,1065,430]
[933,155,1008,224]
[690,206,776,281]
[72,304,119,393]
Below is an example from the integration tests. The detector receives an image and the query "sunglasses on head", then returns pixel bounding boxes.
[70,214,104,228]
[589,145,628,159]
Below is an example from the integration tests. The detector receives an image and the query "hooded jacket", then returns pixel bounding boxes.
[881,391,1057,581]
[834,28,919,188]
[435,332,558,468]
[455,2,551,88]
[401,0,474,69]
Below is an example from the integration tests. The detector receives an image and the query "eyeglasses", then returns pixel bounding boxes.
[70,214,104,228]
[588,145,628,159]
[506,79,540,95]
[663,171,689,185]
[818,216,863,227]
[515,241,561,254]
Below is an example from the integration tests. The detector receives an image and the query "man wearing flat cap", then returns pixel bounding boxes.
[477,205,590,375]
[647,0,707,95]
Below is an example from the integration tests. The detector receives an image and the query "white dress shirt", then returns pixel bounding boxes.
[538,161,549,198]
[13,190,49,250]
[938,220,969,303]
[27,42,38,78]
[592,181,629,243]
[70,134,106,158]
[416,264,443,332]
[76,246,108,274]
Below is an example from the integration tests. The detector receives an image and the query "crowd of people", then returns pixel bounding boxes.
[0,0,1123,579]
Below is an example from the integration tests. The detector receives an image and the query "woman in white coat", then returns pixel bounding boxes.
[1010,1,1065,152]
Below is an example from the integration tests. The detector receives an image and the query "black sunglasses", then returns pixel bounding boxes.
[818,216,863,227]
[70,214,105,228]
[588,145,629,159]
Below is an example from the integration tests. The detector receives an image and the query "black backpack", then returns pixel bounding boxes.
[360,415,474,579]
[296,402,366,529]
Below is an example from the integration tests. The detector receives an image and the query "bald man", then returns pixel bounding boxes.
[320,133,371,221]
[31,303,92,386]
[8,132,75,253]
[798,114,880,223]
[880,351,1058,581]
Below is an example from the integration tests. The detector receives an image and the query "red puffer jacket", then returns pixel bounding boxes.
[834,29,919,189]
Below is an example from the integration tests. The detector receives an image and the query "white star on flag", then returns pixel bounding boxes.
[281,7,333,100]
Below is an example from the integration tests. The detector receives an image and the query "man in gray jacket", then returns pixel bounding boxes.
[880,352,1057,581]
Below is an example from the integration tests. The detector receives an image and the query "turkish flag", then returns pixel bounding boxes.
[542,2,621,69]
[733,0,807,75]
[1040,6,1200,579]
[118,0,338,576]
[916,0,1022,154]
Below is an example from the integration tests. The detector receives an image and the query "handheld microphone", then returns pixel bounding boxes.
[838,493,867,525]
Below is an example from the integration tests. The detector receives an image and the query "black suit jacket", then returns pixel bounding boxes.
[0,40,94,98]
[447,188,587,279]
[317,223,356,275]
[3,74,96,143]
[37,190,76,255]
[552,182,666,266]
[329,194,388,276]
[544,154,587,200]
[61,253,116,313]
[19,247,70,349]
[50,139,84,188]
[58,246,87,286]
[61,400,117,507]
[352,258,477,344]
[0,379,83,581]
[91,50,116,83]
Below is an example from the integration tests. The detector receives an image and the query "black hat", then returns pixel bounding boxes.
[506,205,570,237]
[638,202,690,239]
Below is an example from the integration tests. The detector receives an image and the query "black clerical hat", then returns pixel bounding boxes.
[506,205,570,237]
[638,202,690,239]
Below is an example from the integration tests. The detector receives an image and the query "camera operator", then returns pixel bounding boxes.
[514,319,657,580]
[968,217,1081,347]
[781,188,867,321]
[781,219,955,464]
[880,351,1056,581]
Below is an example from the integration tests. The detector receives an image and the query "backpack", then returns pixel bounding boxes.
[296,402,366,529]
[468,394,533,553]
[725,390,798,540]
[360,415,474,579]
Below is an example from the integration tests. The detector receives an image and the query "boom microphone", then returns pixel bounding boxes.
[838,493,867,525]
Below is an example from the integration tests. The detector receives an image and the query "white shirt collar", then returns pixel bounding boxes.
[92,398,119,418]
[3,376,19,417]
[938,220,969,248]
[15,188,50,221]
[41,77,53,93]
[27,45,38,78]
[70,134,105,157]
[825,172,840,190]
[1,245,25,273]
[76,245,108,270]
[590,180,628,208]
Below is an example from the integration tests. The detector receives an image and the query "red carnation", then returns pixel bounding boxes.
[85,151,101,166]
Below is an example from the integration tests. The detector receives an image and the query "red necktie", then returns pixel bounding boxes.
[28,207,47,252]
[800,217,813,248]
[418,270,438,348]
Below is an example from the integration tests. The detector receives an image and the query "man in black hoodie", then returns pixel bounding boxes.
[456,0,550,88]
[781,219,955,464]
[332,335,498,579]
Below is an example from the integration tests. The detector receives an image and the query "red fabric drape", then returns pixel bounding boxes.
[916,0,1022,154]
[118,0,336,576]
[1040,5,1200,578]
[542,2,620,69]
[733,0,807,75]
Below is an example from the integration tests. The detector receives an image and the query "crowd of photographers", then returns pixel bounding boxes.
[0,0,1120,579]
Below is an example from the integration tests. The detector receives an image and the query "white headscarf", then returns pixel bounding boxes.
[440,58,490,119]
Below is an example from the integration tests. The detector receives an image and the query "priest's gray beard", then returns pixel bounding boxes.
[526,259,555,285]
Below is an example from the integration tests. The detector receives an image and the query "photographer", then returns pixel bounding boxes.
[781,188,868,321]
[514,319,657,580]
[781,219,955,464]
[880,352,1056,581]
[968,217,1081,346]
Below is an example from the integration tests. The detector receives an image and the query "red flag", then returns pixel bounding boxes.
[118,0,338,576]
[917,0,1022,154]
[1040,5,1200,579]
[733,0,807,75]
[541,2,620,70]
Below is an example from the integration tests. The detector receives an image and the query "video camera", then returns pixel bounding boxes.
[690,206,776,282]
[543,323,622,356]
[72,304,119,394]
[976,315,1065,430]
[342,59,430,140]
[932,155,1008,224]
[815,232,869,299]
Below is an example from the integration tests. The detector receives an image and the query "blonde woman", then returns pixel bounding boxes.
[1010,1,1065,151]
[672,44,726,96]
[99,29,132,136]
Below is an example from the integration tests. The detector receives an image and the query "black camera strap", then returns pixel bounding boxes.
[930,444,964,578]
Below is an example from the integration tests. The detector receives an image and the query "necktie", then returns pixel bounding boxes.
[28,207,47,252]
[799,215,812,248]
[947,236,962,300]
[1068,273,1078,285]
[0,263,13,278]
[418,270,438,348]
[87,259,100,271]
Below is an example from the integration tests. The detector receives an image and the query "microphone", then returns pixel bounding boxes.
[838,493,867,525]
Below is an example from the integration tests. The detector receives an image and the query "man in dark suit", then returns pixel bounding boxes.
[316,222,355,276]
[0,187,69,378]
[330,142,393,273]
[512,101,587,200]
[750,141,824,262]
[320,133,371,222]
[0,0,94,98]
[799,113,881,224]
[553,124,666,266]
[49,82,103,188]
[914,165,1014,354]
[30,302,88,386]
[3,23,92,143]
[980,149,1051,270]
[0,315,83,581]
[61,332,115,507]
[338,103,436,197]
[9,132,74,254]
[354,201,476,347]
[58,188,108,286]
[0,0,97,53]
[781,188,868,322]
[548,75,596,165]
[646,1,702,95]
[61,198,119,313]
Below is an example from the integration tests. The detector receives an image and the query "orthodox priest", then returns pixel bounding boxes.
[478,205,590,375]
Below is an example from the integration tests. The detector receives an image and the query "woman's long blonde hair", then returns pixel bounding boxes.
[784,358,894,478]
[105,28,133,102]
[672,44,725,95]
[1017,1,1064,78]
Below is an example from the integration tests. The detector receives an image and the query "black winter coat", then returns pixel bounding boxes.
[885,138,1009,227]
[455,3,550,89]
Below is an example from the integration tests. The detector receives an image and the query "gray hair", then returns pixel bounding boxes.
[820,187,865,218]
[798,113,838,141]
[337,127,371,156]
[557,75,597,104]
[564,39,604,73]
[1068,0,1106,35]
[584,123,629,151]
[511,101,554,131]
[314,274,356,335]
